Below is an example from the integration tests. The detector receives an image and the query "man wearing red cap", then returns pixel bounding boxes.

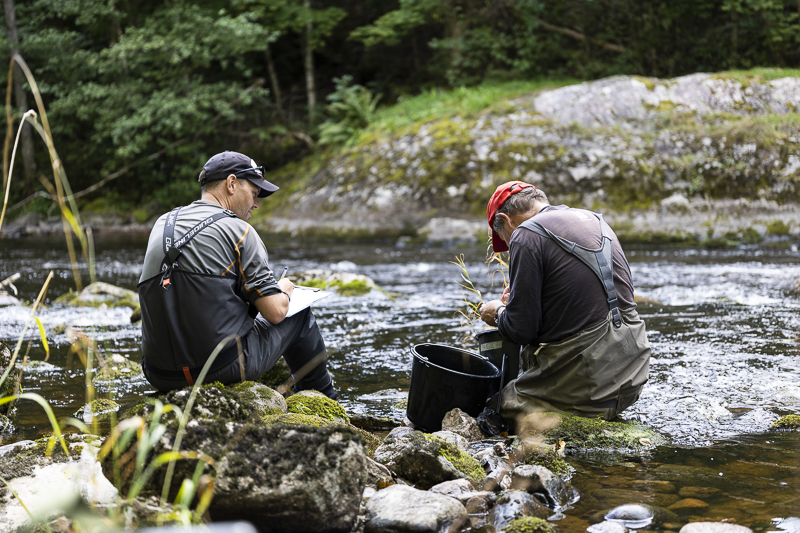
[479,181,650,421]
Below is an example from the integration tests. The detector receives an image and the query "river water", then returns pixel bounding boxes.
[0,236,798,531]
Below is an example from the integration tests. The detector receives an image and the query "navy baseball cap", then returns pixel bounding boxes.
[201,151,279,198]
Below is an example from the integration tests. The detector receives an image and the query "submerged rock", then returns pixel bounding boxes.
[489,490,550,531]
[600,503,680,530]
[509,464,579,509]
[373,430,486,489]
[92,354,142,384]
[73,398,120,423]
[55,282,139,309]
[503,516,555,533]
[365,484,467,533]
[679,523,754,533]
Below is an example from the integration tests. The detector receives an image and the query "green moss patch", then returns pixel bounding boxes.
[73,398,120,418]
[286,393,350,424]
[262,413,335,427]
[421,433,485,485]
[770,414,800,430]
[92,358,142,382]
[0,413,13,433]
[502,517,554,533]
[522,444,574,480]
[524,413,665,454]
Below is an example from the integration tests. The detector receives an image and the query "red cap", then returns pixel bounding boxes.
[486,181,537,252]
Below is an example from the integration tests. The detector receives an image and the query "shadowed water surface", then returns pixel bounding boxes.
[0,237,798,529]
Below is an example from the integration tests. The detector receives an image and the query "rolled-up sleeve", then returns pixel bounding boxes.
[237,225,280,304]
[496,238,543,346]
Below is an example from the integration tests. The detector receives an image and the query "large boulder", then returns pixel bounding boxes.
[106,421,368,533]
[373,430,486,489]
[365,484,467,533]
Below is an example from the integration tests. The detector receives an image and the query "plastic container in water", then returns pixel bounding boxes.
[475,328,521,397]
[406,343,501,432]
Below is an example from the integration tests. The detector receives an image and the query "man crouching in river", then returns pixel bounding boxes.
[479,181,650,421]
[136,151,337,398]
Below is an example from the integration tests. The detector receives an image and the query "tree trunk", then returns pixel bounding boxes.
[265,42,285,120]
[3,0,37,188]
[303,0,316,127]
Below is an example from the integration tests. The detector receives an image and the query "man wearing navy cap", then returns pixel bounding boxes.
[136,151,337,398]
[479,181,650,421]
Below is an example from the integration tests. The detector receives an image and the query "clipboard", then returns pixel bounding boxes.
[286,286,333,317]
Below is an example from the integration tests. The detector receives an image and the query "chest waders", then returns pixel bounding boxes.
[500,210,650,420]
[138,206,251,386]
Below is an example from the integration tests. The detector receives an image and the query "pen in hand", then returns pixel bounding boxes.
[279,266,288,281]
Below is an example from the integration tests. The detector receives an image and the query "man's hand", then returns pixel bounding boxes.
[501,286,510,304]
[479,299,505,327]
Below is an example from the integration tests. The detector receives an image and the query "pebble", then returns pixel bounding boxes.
[679,522,753,533]
[668,498,710,511]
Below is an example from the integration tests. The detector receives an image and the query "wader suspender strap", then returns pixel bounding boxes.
[519,212,623,329]
[160,206,237,290]
[158,206,238,385]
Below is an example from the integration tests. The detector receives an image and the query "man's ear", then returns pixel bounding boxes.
[496,212,511,232]
[226,174,237,195]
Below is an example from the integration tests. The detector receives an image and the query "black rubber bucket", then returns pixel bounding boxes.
[407,343,500,432]
[475,329,521,397]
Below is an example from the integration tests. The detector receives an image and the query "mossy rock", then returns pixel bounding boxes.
[262,413,336,427]
[521,444,574,480]
[421,433,486,486]
[770,414,800,430]
[352,426,383,458]
[293,270,377,296]
[92,356,142,383]
[124,381,285,425]
[226,381,287,416]
[502,517,554,533]
[286,392,350,424]
[256,357,292,389]
[73,398,120,420]
[522,413,666,454]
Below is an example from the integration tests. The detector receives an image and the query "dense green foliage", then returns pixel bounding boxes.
[2,0,799,212]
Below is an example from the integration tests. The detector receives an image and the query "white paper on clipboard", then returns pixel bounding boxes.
[286,286,332,317]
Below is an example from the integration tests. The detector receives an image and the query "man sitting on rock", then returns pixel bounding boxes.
[137,151,337,398]
[479,181,649,421]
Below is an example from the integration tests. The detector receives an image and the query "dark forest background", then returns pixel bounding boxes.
[3,0,800,214]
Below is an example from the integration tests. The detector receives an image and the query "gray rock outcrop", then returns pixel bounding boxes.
[365,484,467,533]
[263,73,800,244]
[509,464,579,509]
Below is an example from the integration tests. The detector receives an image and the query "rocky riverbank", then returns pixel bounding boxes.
[3,73,800,246]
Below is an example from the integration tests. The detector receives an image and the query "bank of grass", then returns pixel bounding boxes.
[359,78,580,140]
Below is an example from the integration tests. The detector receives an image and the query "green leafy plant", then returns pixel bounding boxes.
[318,75,381,146]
